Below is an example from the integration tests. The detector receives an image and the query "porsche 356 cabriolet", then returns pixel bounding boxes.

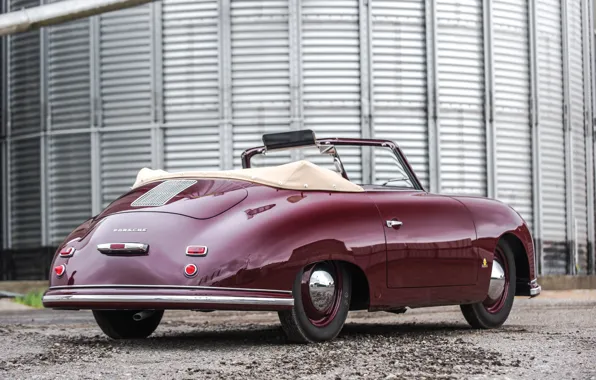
[43,130,541,343]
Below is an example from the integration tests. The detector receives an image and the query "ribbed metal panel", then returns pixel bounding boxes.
[536,0,566,274]
[9,0,41,136]
[302,0,362,182]
[1,27,5,251]
[493,0,533,227]
[100,130,152,207]
[371,0,427,188]
[567,0,588,274]
[45,6,93,244]
[436,0,486,195]
[162,0,220,125]
[99,4,152,127]
[48,134,92,245]
[162,0,221,171]
[47,11,91,131]
[10,138,41,248]
[1,140,6,250]
[230,0,291,167]
[164,127,221,171]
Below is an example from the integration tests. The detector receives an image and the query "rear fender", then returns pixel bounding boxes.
[235,187,385,299]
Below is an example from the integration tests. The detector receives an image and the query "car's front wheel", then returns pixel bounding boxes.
[278,261,351,343]
[461,239,516,328]
[92,310,164,339]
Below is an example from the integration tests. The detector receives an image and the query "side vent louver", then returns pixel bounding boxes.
[131,180,197,207]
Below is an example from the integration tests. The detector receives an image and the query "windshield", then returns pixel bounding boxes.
[250,145,415,189]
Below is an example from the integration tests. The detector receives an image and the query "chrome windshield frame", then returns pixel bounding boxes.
[241,138,425,191]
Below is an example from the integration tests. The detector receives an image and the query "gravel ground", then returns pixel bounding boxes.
[0,291,595,379]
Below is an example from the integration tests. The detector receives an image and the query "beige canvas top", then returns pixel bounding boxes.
[132,160,364,192]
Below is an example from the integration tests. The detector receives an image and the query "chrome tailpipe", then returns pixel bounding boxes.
[132,310,155,321]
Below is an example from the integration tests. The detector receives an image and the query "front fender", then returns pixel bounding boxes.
[453,196,537,285]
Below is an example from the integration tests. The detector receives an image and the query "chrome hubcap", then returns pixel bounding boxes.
[487,260,506,302]
[308,269,336,312]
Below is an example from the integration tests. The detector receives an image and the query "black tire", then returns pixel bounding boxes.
[278,262,351,343]
[92,310,164,339]
[461,239,516,329]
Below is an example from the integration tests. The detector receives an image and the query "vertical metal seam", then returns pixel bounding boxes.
[528,0,542,275]
[431,0,441,192]
[288,0,302,163]
[358,0,371,183]
[560,0,575,274]
[5,0,11,249]
[589,0,596,274]
[581,0,595,275]
[425,0,436,193]
[483,0,495,199]
[39,2,48,247]
[366,0,374,182]
[148,1,156,124]
[150,0,163,169]
[297,0,304,137]
[1,139,6,250]
[219,0,232,169]
[1,0,7,249]
[90,14,101,215]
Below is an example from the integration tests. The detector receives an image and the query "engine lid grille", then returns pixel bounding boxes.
[131,180,197,207]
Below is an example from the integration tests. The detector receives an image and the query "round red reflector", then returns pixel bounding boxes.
[184,264,198,278]
[54,265,66,278]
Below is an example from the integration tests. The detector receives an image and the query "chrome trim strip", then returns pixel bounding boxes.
[97,243,149,254]
[47,284,292,295]
[43,294,294,307]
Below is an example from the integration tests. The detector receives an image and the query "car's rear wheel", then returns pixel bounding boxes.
[92,310,164,339]
[278,261,351,343]
[461,239,516,328]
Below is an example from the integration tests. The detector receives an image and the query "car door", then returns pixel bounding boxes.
[368,190,479,288]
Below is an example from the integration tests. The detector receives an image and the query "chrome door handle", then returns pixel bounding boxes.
[386,220,403,229]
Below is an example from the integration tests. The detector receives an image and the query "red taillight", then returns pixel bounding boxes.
[186,246,207,256]
[184,264,198,278]
[54,265,66,278]
[110,243,126,250]
[59,247,75,257]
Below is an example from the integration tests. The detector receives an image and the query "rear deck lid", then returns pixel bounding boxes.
[97,178,249,220]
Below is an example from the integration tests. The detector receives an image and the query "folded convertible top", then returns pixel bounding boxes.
[132,160,364,193]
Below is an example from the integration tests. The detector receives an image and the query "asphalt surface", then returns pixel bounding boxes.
[0,291,595,379]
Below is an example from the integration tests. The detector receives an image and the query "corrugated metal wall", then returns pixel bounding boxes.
[493,0,533,229]
[162,0,221,172]
[0,0,595,277]
[8,0,42,249]
[371,0,428,188]
[436,0,486,196]
[0,0,5,252]
[567,0,589,274]
[47,11,92,246]
[536,0,568,274]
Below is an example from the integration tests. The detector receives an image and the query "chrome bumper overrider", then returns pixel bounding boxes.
[530,285,542,296]
[530,279,542,297]
[42,294,294,307]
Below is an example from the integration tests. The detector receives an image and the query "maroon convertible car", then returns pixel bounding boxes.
[43,130,541,343]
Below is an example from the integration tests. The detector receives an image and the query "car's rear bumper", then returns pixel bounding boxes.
[42,285,294,311]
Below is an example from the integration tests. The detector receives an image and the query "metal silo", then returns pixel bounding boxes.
[0,0,595,279]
